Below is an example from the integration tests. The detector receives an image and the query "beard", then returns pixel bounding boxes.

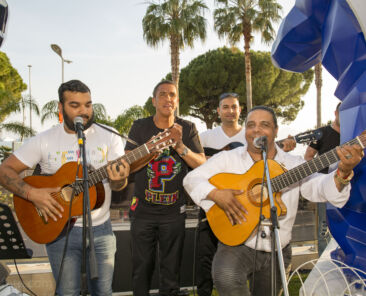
[62,109,95,132]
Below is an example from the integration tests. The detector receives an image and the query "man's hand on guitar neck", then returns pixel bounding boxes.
[279,135,296,152]
[107,159,130,191]
[27,187,64,222]
[207,188,247,226]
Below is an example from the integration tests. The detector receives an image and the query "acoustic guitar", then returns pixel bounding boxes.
[203,128,323,156]
[13,127,179,244]
[206,131,366,246]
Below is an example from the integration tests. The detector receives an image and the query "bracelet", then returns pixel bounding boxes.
[112,178,128,191]
[179,146,189,157]
[335,169,354,185]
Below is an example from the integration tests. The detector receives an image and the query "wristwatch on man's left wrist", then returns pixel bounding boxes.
[179,146,189,157]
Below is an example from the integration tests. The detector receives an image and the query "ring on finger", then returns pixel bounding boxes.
[345,154,352,159]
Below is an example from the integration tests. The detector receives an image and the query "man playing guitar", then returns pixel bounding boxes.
[197,94,296,296]
[184,105,363,296]
[0,80,129,295]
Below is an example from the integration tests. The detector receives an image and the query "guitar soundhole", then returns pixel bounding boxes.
[249,184,268,206]
[60,186,75,202]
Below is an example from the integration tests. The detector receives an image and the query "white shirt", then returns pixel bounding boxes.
[199,126,246,149]
[14,123,124,227]
[183,145,350,251]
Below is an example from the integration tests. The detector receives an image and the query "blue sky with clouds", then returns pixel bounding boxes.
[1,0,341,153]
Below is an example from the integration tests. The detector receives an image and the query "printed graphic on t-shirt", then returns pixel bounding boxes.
[46,146,108,169]
[145,149,181,205]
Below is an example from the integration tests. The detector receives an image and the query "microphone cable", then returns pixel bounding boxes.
[13,258,37,296]
[93,121,139,147]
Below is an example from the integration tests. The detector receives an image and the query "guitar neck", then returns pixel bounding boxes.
[271,136,362,192]
[85,144,150,188]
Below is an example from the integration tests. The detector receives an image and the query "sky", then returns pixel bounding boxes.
[1,0,341,154]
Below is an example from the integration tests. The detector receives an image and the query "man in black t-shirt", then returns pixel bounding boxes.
[304,102,341,254]
[125,80,205,296]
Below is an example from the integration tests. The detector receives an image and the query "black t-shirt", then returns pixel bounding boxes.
[125,116,203,219]
[309,125,340,174]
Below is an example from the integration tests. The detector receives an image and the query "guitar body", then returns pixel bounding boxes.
[13,162,105,244]
[206,160,287,246]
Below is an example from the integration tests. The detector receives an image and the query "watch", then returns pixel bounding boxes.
[179,146,189,157]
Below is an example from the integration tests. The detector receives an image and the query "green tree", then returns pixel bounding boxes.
[0,52,27,122]
[114,105,151,136]
[214,0,282,113]
[0,95,38,141]
[41,100,108,124]
[177,47,313,128]
[0,145,11,162]
[41,100,59,124]
[142,0,207,98]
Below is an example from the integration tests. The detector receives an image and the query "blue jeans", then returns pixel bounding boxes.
[46,219,116,296]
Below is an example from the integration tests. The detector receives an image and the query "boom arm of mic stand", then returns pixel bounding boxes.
[262,149,289,296]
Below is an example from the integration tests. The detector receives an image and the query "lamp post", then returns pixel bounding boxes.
[27,65,32,130]
[50,44,72,83]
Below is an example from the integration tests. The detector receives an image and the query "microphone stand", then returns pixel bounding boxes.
[76,125,98,295]
[260,143,289,296]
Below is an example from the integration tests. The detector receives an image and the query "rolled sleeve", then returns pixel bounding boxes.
[183,173,216,212]
[183,151,234,212]
[300,170,351,208]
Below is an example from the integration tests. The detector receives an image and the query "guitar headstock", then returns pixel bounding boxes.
[145,127,179,153]
[295,128,323,145]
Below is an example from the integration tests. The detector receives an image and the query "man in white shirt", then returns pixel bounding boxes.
[184,106,363,296]
[0,80,129,295]
[197,92,246,296]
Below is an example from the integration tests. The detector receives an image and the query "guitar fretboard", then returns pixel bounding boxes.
[271,136,364,192]
[73,144,150,194]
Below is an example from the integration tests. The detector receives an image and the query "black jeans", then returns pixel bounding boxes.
[130,215,185,296]
[196,218,218,296]
[212,243,292,296]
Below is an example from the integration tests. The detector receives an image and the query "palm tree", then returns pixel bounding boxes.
[0,122,35,141]
[20,95,40,129]
[214,0,282,113]
[0,95,38,141]
[114,105,150,136]
[41,100,59,124]
[41,100,108,124]
[315,63,322,128]
[142,0,207,102]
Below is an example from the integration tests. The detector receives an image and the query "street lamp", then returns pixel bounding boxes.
[50,43,72,83]
[27,65,32,130]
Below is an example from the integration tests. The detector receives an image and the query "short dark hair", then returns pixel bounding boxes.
[246,106,278,128]
[152,80,177,98]
[219,92,239,102]
[58,80,91,104]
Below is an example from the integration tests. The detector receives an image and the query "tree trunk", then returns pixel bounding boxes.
[315,63,322,128]
[170,35,180,115]
[243,32,252,114]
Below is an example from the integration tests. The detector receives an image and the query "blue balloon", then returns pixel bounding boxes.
[272,0,366,272]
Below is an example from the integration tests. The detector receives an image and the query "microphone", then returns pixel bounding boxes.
[73,116,84,131]
[73,116,85,143]
[253,136,267,150]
